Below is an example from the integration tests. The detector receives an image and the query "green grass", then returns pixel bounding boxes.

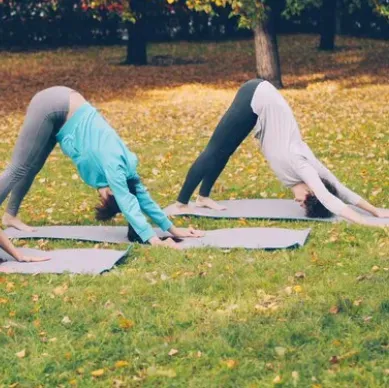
[0,35,389,387]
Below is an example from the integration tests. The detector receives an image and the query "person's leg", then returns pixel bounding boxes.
[1,87,70,230]
[5,135,57,217]
[177,79,261,207]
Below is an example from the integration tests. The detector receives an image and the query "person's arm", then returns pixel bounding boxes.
[311,157,385,217]
[0,229,49,262]
[133,176,204,238]
[133,177,173,232]
[295,159,386,226]
[104,167,157,243]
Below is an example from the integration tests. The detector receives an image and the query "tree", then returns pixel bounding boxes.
[188,0,285,87]
[316,0,388,51]
[82,0,183,65]
[319,0,337,50]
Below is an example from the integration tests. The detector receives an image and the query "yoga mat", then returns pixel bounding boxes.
[4,225,311,250]
[0,248,129,275]
[164,199,388,225]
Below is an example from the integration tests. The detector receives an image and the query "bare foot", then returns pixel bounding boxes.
[195,196,227,211]
[2,214,36,232]
[173,202,195,214]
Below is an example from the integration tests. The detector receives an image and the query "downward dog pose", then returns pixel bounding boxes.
[176,79,389,225]
[0,86,203,251]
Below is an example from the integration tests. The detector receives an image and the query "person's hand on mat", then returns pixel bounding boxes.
[2,213,37,232]
[169,226,204,238]
[148,236,181,250]
[375,208,389,218]
[98,187,113,201]
[195,196,227,211]
[15,254,50,263]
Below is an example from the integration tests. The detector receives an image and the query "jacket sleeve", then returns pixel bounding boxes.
[293,157,349,216]
[134,176,173,232]
[104,165,156,243]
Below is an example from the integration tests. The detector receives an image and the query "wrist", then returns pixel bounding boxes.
[148,236,162,245]
[12,251,23,261]
[168,226,177,235]
[370,207,380,217]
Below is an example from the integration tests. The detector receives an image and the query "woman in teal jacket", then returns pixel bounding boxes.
[0,87,202,250]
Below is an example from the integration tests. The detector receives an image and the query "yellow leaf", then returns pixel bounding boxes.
[115,360,129,369]
[91,369,105,377]
[118,317,134,330]
[293,285,303,293]
[223,359,238,369]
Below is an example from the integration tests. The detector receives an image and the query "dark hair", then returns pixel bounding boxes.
[95,177,144,243]
[304,179,339,218]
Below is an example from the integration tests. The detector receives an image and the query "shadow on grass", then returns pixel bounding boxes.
[0,35,388,116]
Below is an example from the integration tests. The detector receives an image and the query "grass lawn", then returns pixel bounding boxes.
[0,35,388,387]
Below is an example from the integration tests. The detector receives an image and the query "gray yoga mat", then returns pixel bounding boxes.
[5,225,311,250]
[0,248,129,275]
[164,199,388,225]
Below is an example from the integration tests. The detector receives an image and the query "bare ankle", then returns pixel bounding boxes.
[3,213,14,221]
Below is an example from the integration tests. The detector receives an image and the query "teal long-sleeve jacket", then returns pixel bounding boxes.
[56,103,173,242]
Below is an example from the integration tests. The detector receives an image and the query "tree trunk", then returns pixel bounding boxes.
[319,0,337,50]
[335,0,342,35]
[253,12,283,88]
[125,19,147,65]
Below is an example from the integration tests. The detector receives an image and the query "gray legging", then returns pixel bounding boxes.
[0,86,72,216]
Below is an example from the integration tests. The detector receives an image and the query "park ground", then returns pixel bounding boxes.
[0,35,388,387]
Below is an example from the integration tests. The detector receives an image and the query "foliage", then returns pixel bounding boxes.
[0,0,122,46]
[89,0,389,30]
[0,35,389,385]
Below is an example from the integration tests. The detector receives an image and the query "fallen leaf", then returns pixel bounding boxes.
[53,284,68,296]
[61,316,72,325]
[294,272,306,279]
[16,349,26,358]
[293,285,303,293]
[329,355,339,364]
[223,359,238,369]
[115,360,129,368]
[118,317,134,330]
[284,286,293,295]
[329,305,339,314]
[168,348,179,356]
[273,375,282,384]
[91,369,105,377]
[275,346,286,357]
